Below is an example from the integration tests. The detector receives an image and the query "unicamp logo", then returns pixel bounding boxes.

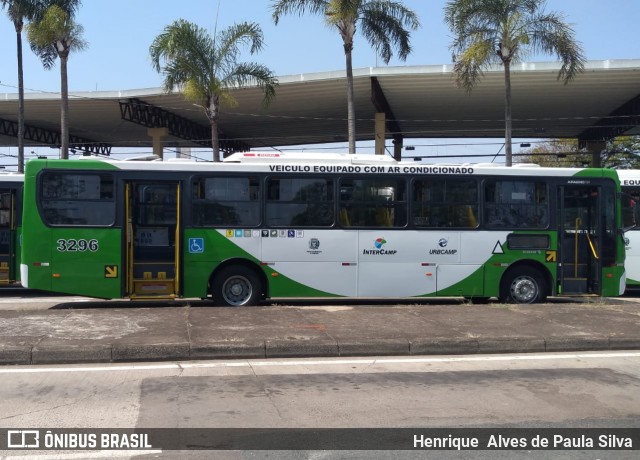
[363,237,397,256]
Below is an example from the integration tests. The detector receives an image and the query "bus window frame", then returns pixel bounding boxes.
[37,170,116,227]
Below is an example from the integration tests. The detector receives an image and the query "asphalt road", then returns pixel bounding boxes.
[1,352,639,459]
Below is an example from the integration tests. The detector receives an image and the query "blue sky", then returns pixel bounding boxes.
[0,0,639,166]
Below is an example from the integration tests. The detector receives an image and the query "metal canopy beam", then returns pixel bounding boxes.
[119,98,250,155]
[578,94,640,145]
[370,77,403,137]
[0,117,112,155]
[370,77,404,160]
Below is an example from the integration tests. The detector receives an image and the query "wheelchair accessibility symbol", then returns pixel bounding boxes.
[189,238,204,253]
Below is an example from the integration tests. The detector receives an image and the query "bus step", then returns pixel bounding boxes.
[130,293,177,301]
[132,279,176,296]
[562,277,588,294]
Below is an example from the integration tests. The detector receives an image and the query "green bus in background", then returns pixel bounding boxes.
[20,153,635,304]
[0,173,22,286]
[617,169,640,290]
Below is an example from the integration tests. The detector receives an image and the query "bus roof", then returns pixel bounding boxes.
[0,172,23,184]
[24,155,619,179]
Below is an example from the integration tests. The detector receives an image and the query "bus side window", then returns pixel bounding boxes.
[413,178,477,229]
[192,176,260,227]
[266,177,334,227]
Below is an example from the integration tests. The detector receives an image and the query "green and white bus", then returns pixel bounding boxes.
[20,153,634,304]
[0,173,23,286]
[617,169,640,290]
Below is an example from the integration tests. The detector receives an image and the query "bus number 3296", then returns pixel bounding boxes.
[56,239,99,252]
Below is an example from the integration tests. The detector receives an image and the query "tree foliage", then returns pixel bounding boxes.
[272,0,419,154]
[27,0,85,160]
[1,0,43,172]
[149,19,277,162]
[518,136,640,169]
[444,0,585,166]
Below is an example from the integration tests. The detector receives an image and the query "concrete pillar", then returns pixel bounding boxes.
[147,127,168,160]
[374,112,386,155]
[584,140,606,168]
[176,147,191,159]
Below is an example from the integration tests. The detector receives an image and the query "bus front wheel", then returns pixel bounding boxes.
[211,266,262,306]
[500,267,547,304]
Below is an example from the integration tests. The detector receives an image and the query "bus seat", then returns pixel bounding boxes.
[340,208,350,227]
[376,208,392,227]
[466,206,477,227]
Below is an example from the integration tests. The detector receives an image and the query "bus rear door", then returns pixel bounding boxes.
[0,188,17,284]
[558,184,605,295]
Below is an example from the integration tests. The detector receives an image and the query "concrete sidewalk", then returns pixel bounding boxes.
[1,298,640,365]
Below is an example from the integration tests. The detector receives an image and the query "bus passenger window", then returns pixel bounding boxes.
[192,176,260,227]
[39,172,115,226]
[338,178,406,228]
[413,179,478,228]
[266,177,334,227]
[484,180,548,229]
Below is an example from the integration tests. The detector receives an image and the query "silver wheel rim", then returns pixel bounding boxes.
[222,275,252,306]
[509,276,538,303]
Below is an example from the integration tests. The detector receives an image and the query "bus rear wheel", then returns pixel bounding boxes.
[212,266,262,306]
[500,267,547,304]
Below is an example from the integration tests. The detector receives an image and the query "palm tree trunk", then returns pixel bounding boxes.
[14,21,25,173]
[208,97,220,162]
[60,53,69,160]
[504,61,512,167]
[344,45,356,154]
[210,119,220,162]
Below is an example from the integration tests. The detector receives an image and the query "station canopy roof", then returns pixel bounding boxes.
[0,59,639,156]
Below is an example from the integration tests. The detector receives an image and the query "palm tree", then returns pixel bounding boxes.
[272,0,419,154]
[149,20,278,162]
[444,0,585,166]
[27,0,86,160]
[1,0,42,172]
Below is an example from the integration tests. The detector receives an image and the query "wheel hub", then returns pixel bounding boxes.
[512,277,536,302]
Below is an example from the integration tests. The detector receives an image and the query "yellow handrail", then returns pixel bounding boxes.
[586,232,599,260]
[174,183,180,296]
[574,218,580,277]
[125,184,133,295]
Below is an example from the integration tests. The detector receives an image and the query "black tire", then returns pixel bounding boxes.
[499,267,547,304]
[211,266,262,306]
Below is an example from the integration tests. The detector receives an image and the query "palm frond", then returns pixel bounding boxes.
[271,0,328,25]
[454,39,494,91]
[359,0,419,63]
[224,62,278,107]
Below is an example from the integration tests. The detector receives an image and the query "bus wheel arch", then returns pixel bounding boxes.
[209,260,267,306]
[499,262,550,304]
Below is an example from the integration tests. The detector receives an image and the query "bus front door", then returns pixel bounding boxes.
[125,182,181,299]
[558,185,603,295]
[0,189,17,284]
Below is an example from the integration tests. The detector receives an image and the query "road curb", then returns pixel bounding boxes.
[409,338,479,355]
[337,339,410,357]
[478,337,547,354]
[190,341,266,360]
[111,343,190,362]
[32,344,112,364]
[266,339,339,358]
[544,337,610,352]
[3,336,640,366]
[0,345,31,365]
